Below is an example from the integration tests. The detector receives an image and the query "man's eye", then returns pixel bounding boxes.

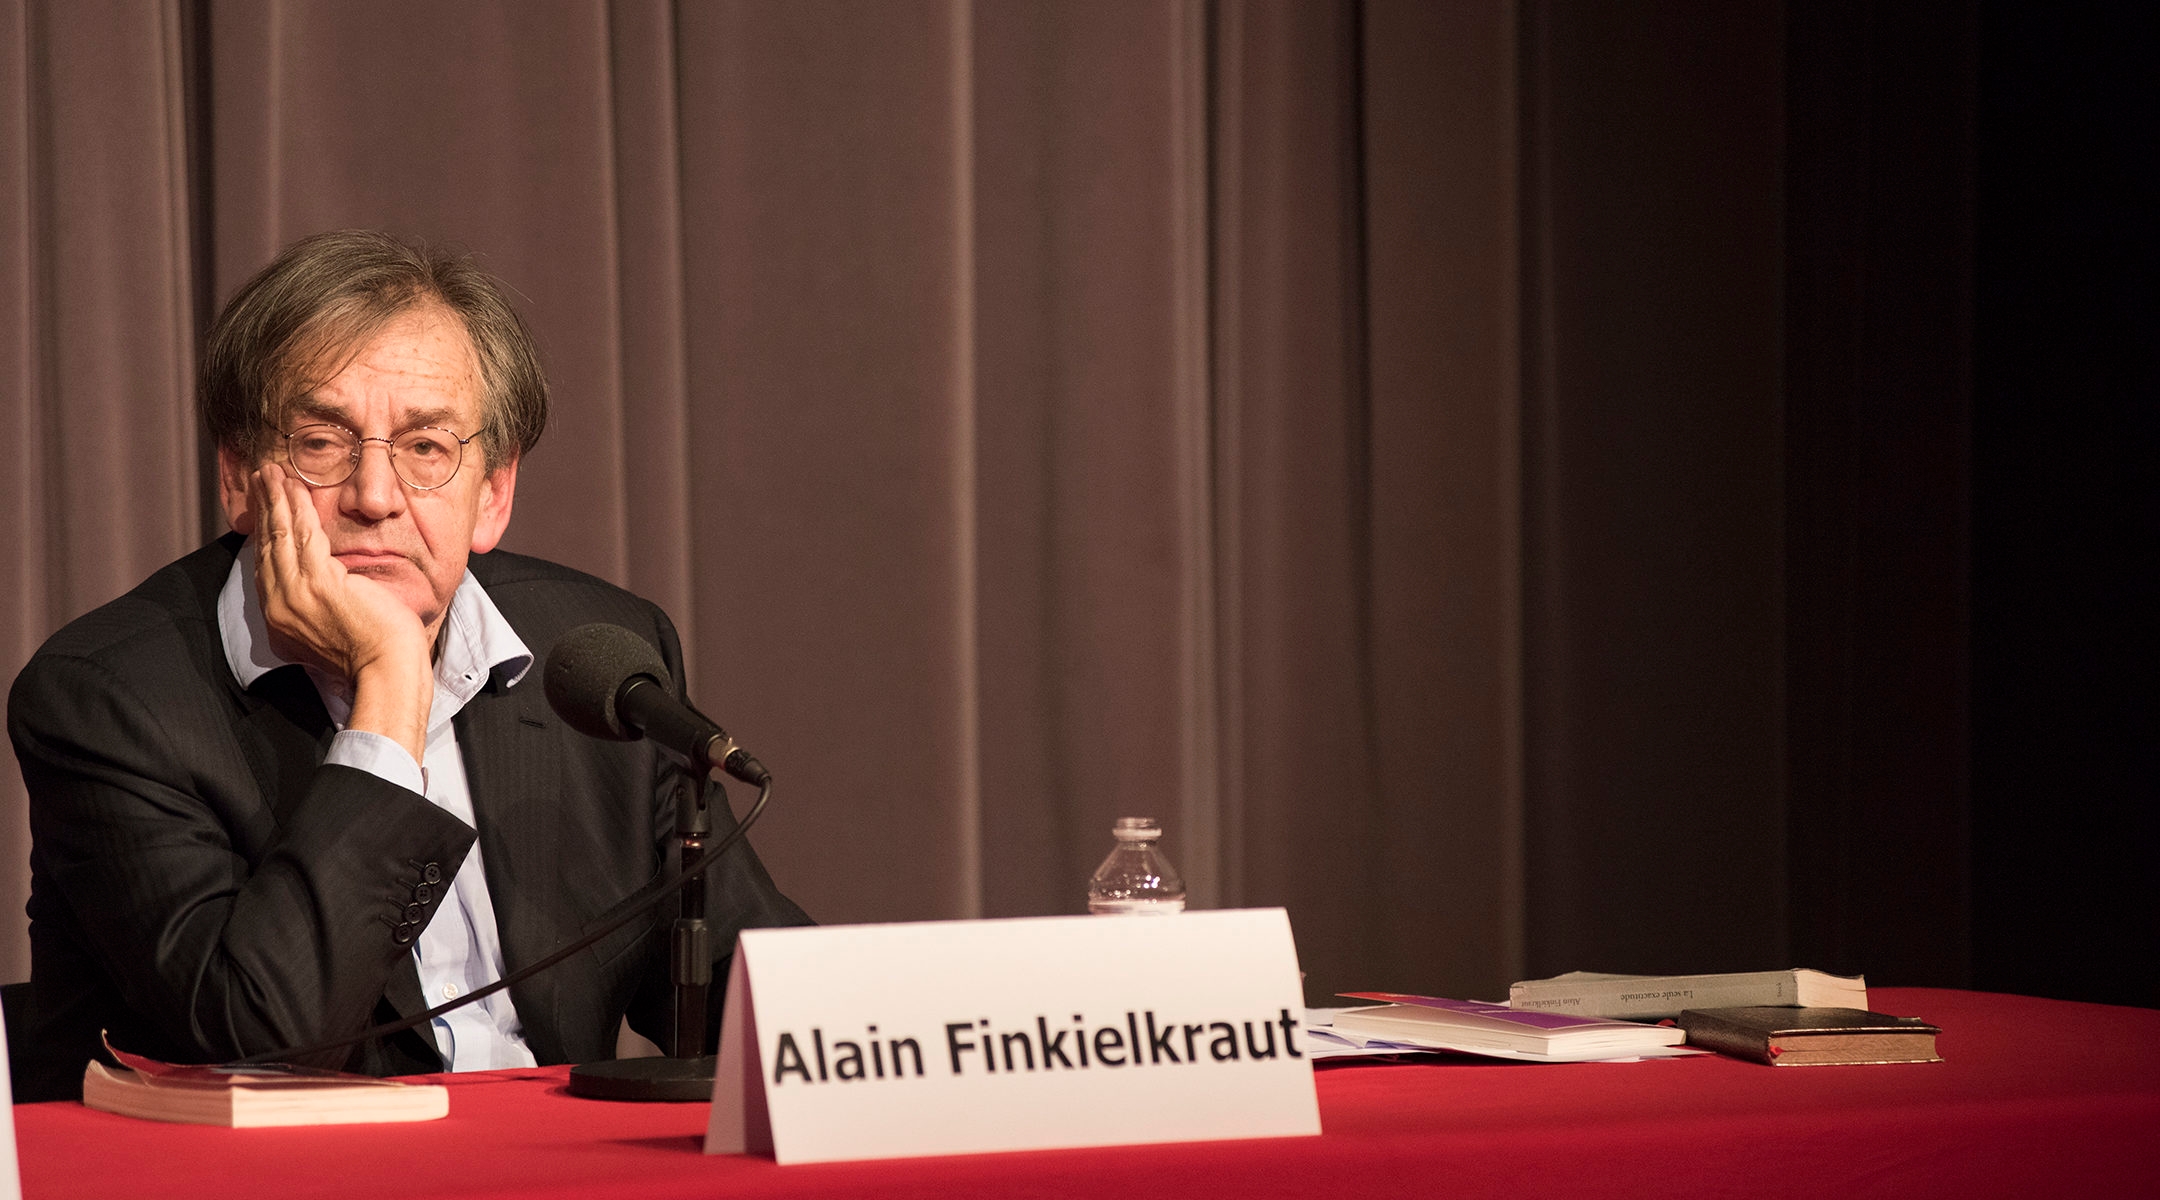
[297,436,344,455]
[405,437,447,457]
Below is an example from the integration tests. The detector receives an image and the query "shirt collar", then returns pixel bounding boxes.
[218,543,533,728]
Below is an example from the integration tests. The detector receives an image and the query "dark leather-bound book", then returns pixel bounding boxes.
[1678,1006,1942,1066]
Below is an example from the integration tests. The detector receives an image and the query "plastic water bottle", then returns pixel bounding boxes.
[1087,818,1187,914]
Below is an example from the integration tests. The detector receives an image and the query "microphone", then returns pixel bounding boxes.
[543,623,770,786]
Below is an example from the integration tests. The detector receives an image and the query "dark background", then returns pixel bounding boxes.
[1785,0,2153,1007]
[1968,1,2155,1006]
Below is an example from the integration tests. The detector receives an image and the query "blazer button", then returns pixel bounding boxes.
[391,923,417,946]
[402,902,426,922]
[421,863,443,885]
[412,884,433,905]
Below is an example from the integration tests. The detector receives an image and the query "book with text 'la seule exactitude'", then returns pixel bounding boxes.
[1508,968,1868,1020]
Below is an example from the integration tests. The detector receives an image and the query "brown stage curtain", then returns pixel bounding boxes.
[1,0,1808,1006]
[3,0,203,989]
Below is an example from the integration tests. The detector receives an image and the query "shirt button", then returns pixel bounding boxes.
[443,983,461,1000]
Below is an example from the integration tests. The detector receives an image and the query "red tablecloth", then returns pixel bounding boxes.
[14,988,2158,1199]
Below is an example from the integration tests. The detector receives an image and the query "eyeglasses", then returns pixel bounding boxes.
[281,422,477,491]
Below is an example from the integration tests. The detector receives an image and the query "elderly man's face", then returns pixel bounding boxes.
[216,303,518,636]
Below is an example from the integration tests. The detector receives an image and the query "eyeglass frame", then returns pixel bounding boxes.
[278,421,480,492]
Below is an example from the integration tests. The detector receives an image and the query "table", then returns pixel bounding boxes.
[12,988,2158,1198]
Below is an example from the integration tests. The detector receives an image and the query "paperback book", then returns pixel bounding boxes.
[1333,993,1693,1062]
[82,1041,449,1127]
[1508,968,1867,1020]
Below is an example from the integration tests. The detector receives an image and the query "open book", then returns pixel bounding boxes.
[81,1039,448,1127]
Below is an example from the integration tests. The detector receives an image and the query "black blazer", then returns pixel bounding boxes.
[7,534,809,1102]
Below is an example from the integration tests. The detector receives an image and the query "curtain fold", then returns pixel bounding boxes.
[971,0,1217,922]
[1518,0,1788,976]
[2,0,201,984]
[1,0,36,989]
[1213,0,1386,999]
[674,0,981,922]
[604,0,696,650]
[1360,0,1526,993]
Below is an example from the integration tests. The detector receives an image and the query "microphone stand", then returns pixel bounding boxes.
[566,771,722,1102]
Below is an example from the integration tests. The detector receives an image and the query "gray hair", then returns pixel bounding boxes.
[198,230,547,469]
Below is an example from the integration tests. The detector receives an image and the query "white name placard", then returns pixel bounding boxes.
[705,908,1321,1164]
[2,992,22,1200]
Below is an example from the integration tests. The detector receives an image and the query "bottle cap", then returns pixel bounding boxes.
[1111,817,1162,841]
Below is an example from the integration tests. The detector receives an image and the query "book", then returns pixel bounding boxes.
[1677,1006,1942,1066]
[82,1050,449,1127]
[1333,993,1691,1061]
[1507,968,1867,1020]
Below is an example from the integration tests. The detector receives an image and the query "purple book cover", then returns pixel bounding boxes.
[1339,993,1645,1031]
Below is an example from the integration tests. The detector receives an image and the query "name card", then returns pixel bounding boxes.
[705,908,1320,1164]
[0,988,19,1191]
[2,993,21,1200]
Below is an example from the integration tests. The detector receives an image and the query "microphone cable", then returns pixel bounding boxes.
[226,774,771,1068]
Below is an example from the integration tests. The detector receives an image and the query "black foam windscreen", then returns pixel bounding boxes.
[543,622,675,742]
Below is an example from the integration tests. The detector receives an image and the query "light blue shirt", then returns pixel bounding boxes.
[219,546,540,1072]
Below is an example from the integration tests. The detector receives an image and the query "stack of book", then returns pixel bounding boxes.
[1507,968,1940,1066]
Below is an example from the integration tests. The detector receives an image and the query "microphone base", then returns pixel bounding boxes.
[566,1054,716,1102]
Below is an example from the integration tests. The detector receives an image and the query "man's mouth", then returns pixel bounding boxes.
[333,550,414,573]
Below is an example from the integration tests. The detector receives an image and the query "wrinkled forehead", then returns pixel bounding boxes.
[272,302,484,435]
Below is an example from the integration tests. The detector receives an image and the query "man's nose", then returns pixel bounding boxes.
[338,441,407,519]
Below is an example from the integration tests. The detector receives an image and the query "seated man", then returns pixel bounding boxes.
[7,230,808,1102]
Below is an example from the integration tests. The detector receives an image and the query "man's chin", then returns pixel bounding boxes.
[342,563,448,630]
[344,562,431,604]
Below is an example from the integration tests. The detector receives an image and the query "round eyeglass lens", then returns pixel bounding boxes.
[286,425,358,485]
[392,428,463,489]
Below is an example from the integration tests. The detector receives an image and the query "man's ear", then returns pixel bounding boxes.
[469,455,519,554]
[217,443,258,535]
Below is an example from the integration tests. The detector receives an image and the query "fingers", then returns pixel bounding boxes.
[278,465,331,569]
[251,465,282,574]
[252,463,338,644]
[256,463,333,564]
[247,463,271,539]
[251,465,297,636]
[252,464,299,594]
